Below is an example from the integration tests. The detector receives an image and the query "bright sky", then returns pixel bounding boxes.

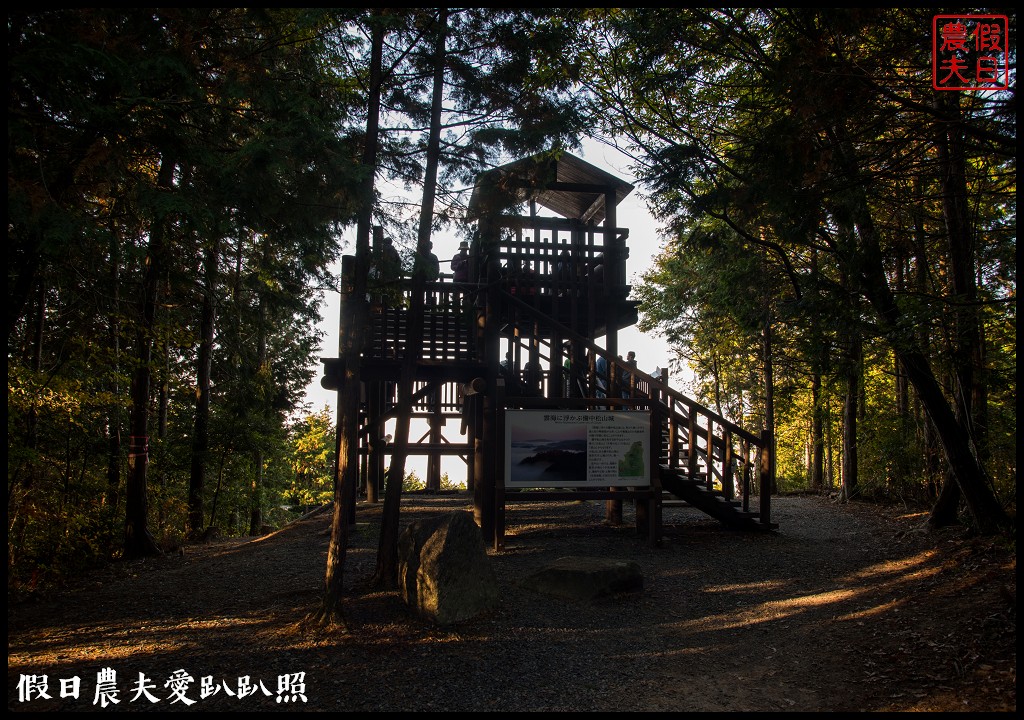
[302,141,686,482]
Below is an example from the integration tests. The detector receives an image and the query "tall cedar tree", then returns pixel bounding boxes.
[316,12,386,627]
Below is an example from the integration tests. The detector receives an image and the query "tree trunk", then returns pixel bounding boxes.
[7,226,44,344]
[106,231,122,513]
[930,467,963,526]
[911,181,943,500]
[16,281,46,498]
[893,255,910,423]
[250,291,268,537]
[808,246,825,493]
[847,185,1008,534]
[374,361,417,588]
[810,369,824,492]
[157,323,170,440]
[761,288,776,495]
[841,334,860,502]
[124,154,176,560]
[188,242,217,535]
[375,8,449,588]
[825,399,835,491]
[250,449,263,536]
[929,91,990,528]
[317,14,385,625]
[156,319,170,532]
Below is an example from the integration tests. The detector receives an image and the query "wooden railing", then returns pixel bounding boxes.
[367,279,477,362]
[480,215,624,291]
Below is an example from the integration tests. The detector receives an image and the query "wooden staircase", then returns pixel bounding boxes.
[659,467,774,531]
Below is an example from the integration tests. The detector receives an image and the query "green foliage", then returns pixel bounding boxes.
[402,471,426,493]
[398,471,466,492]
[7,8,366,590]
[439,472,466,491]
[592,9,1015,517]
[286,407,337,506]
[8,363,122,593]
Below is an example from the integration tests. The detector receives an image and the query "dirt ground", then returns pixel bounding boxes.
[7,494,1017,712]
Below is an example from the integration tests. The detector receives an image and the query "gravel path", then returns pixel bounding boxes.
[8,494,1016,712]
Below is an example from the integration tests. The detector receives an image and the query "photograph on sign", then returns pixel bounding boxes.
[504,410,651,488]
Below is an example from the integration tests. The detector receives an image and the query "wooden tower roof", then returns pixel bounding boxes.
[468,152,634,224]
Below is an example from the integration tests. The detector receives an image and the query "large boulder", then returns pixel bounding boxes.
[397,511,499,625]
[521,556,643,601]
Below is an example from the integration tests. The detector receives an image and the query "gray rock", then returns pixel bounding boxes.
[398,510,499,625]
[522,556,643,601]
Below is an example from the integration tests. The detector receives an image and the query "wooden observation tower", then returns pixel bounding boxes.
[322,152,776,549]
